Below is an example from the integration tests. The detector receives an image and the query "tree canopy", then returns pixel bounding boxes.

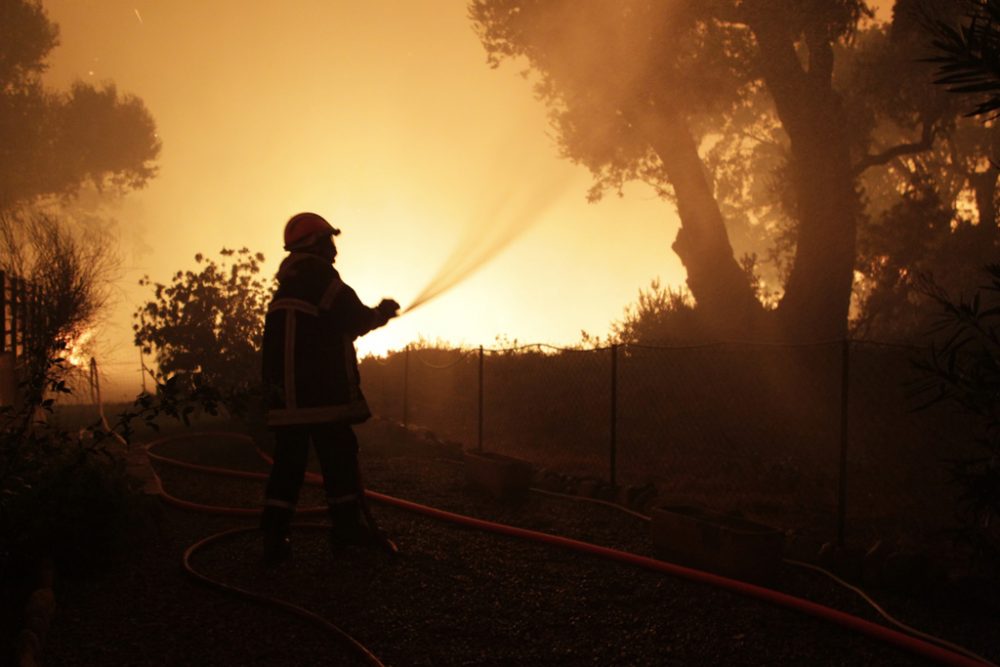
[0,0,160,211]
[471,0,987,342]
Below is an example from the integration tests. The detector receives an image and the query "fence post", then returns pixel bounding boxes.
[25,283,33,355]
[9,276,18,359]
[610,343,618,486]
[18,279,26,357]
[402,345,410,428]
[32,283,40,353]
[837,338,850,547]
[0,271,6,354]
[139,345,148,394]
[477,345,484,453]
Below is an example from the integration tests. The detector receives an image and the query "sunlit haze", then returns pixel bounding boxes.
[42,0,891,398]
[38,0,685,397]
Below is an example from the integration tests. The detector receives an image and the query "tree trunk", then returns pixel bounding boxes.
[752,21,859,342]
[632,11,861,343]
[636,102,764,339]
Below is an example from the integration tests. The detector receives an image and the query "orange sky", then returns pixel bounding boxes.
[41,1,891,399]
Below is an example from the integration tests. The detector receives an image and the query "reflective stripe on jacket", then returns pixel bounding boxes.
[261,253,388,426]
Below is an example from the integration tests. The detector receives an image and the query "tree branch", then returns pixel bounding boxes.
[707,0,748,26]
[852,122,936,176]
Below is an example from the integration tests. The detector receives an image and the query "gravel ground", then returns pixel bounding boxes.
[41,420,999,666]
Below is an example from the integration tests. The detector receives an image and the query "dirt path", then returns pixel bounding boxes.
[42,421,997,666]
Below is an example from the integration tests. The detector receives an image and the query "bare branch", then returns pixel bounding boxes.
[852,121,936,176]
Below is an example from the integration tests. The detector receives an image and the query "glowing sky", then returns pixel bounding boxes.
[41,1,891,398]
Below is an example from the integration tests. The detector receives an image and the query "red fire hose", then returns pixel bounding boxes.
[147,431,993,667]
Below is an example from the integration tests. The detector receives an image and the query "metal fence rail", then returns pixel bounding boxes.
[359,339,975,546]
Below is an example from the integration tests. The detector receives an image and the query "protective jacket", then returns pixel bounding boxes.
[262,252,389,426]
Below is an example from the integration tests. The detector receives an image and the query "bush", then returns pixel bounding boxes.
[0,365,141,579]
[1,353,222,580]
[913,264,1000,569]
[133,248,272,392]
[133,248,273,424]
[2,439,155,576]
[611,278,705,344]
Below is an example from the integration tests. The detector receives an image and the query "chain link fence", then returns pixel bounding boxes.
[360,339,977,545]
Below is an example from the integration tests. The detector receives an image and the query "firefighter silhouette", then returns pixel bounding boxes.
[260,212,399,565]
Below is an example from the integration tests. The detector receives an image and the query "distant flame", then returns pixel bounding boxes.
[64,329,94,368]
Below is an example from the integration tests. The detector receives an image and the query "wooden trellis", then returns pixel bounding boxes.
[0,271,42,360]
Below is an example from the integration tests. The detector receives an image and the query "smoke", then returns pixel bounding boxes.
[404,167,574,313]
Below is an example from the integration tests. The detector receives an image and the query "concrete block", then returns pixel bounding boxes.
[596,483,617,501]
[651,505,783,584]
[464,451,532,501]
[630,484,657,510]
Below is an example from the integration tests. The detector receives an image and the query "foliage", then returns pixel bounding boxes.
[611,278,703,345]
[133,248,273,413]
[852,189,955,340]
[849,1,1000,341]
[470,0,933,334]
[0,0,159,210]
[912,264,1000,566]
[0,0,57,91]
[0,0,156,393]
[0,346,222,577]
[473,0,756,202]
[469,1,995,341]
[0,209,118,378]
[926,0,1000,118]
[611,259,778,344]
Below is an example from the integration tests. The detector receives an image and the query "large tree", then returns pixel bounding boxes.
[470,0,966,341]
[0,0,160,378]
[0,0,160,211]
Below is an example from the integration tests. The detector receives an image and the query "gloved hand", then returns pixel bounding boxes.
[377,298,400,320]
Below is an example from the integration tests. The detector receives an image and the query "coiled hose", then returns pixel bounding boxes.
[146,431,993,667]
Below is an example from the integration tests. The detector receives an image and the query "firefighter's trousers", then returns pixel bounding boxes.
[262,422,360,519]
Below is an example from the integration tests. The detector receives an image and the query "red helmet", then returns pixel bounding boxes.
[283,212,340,251]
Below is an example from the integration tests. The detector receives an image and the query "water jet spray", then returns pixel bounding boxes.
[403,169,575,314]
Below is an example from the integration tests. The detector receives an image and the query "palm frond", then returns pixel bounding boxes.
[926,1,1000,118]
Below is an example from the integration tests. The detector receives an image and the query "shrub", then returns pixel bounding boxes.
[133,248,272,398]
[1,435,155,575]
[611,278,704,344]
[0,356,138,577]
[1,352,222,580]
[913,264,1000,568]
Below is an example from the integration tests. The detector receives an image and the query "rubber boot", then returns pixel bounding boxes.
[328,500,369,546]
[260,504,293,566]
[329,500,397,555]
